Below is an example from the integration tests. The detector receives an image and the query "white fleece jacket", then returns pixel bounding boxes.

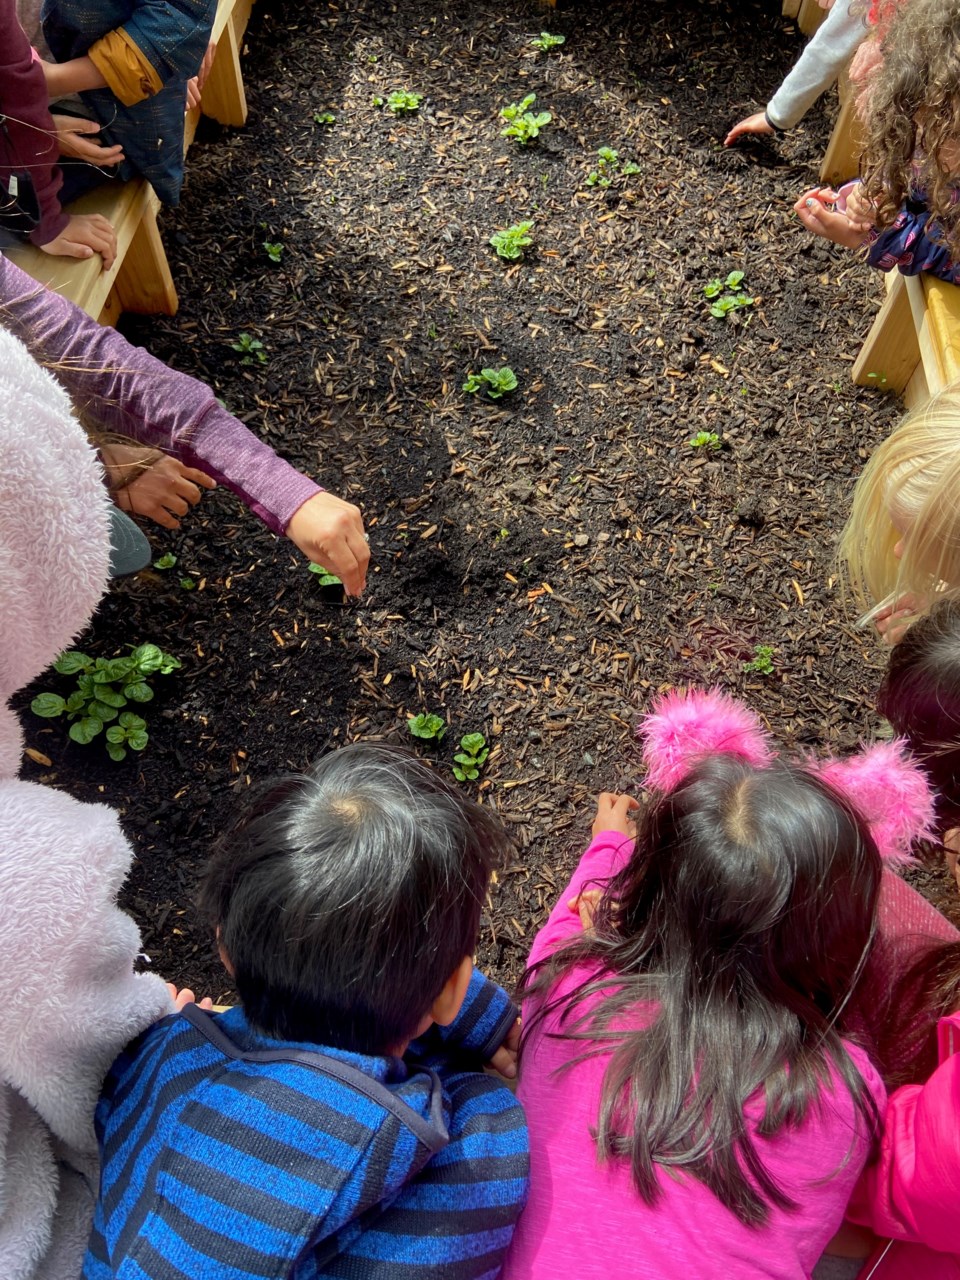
[0,328,172,1280]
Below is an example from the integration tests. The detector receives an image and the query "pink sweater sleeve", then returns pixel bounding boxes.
[527,829,635,970]
[0,255,322,534]
[846,1047,960,1255]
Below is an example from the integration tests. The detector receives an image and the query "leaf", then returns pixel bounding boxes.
[54,651,92,675]
[703,279,723,298]
[106,743,127,762]
[153,552,177,570]
[460,733,487,755]
[408,713,446,740]
[709,302,727,318]
[105,725,127,744]
[726,270,745,289]
[308,563,343,587]
[119,711,147,731]
[69,717,103,745]
[130,644,163,674]
[65,691,87,713]
[124,682,154,703]
[89,700,120,722]
[158,654,182,675]
[127,730,149,751]
[95,658,134,682]
[94,684,127,707]
[31,692,66,718]
[179,577,197,591]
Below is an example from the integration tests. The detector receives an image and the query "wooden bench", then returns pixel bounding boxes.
[852,271,960,409]
[5,0,254,324]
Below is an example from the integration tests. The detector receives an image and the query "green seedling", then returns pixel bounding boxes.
[495,528,510,541]
[453,732,489,782]
[263,241,283,263]
[387,90,422,114]
[689,430,721,450]
[31,644,181,760]
[408,712,447,742]
[463,366,519,400]
[371,95,384,107]
[530,31,566,52]
[586,147,641,188]
[500,93,551,145]
[313,111,336,125]
[489,220,534,261]
[704,270,755,320]
[308,562,343,587]
[231,333,267,366]
[179,577,196,591]
[742,644,776,677]
[153,552,177,570]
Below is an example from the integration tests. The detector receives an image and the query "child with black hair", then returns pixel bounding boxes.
[82,745,529,1280]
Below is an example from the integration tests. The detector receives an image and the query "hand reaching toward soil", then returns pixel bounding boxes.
[285,491,370,597]
[591,792,640,839]
[100,443,217,529]
[725,111,774,146]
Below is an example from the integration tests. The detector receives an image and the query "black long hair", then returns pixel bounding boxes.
[521,755,883,1226]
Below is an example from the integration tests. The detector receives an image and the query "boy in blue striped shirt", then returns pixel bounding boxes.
[83,744,529,1279]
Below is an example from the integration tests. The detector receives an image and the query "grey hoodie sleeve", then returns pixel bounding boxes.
[766,0,866,131]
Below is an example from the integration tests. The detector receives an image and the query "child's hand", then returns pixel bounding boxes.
[944,829,960,893]
[794,188,871,250]
[724,111,775,147]
[285,491,370,597]
[567,887,603,933]
[166,982,214,1011]
[486,1016,521,1080]
[592,792,640,839]
[871,593,925,644]
[52,114,124,167]
[186,76,201,111]
[842,183,877,231]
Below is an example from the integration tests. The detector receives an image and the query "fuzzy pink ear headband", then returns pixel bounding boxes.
[639,688,936,866]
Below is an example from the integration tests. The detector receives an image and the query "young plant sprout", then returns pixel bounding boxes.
[463,367,519,400]
[387,90,422,114]
[408,712,447,742]
[500,93,551,145]
[308,563,343,587]
[153,552,177,570]
[742,644,776,676]
[313,111,336,125]
[231,334,267,365]
[31,644,181,760]
[263,241,283,264]
[489,221,534,261]
[453,733,489,782]
[585,147,641,189]
[530,32,565,52]
[703,271,755,320]
[689,431,721,450]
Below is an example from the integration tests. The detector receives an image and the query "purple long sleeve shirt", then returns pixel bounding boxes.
[0,254,322,534]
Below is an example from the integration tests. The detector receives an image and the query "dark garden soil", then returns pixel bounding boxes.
[17,0,960,1000]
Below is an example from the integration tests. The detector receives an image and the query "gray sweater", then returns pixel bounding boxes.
[766,0,866,131]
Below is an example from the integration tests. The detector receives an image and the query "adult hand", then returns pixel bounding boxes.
[286,491,370,597]
[166,982,215,1011]
[591,792,640,839]
[794,188,870,249]
[486,1017,521,1080]
[724,111,774,147]
[51,114,124,166]
[39,212,117,269]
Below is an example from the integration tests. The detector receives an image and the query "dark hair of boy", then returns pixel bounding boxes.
[521,755,883,1227]
[878,599,960,837]
[199,743,510,1055]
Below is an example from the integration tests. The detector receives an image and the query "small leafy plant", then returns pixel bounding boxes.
[489,221,534,261]
[179,576,196,591]
[308,562,343,587]
[153,552,177,570]
[263,241,283,264]
[585,146,642,188]
[500,93,551,145]
[530,31,565,52]
[387,90,422,114]
[704,270,755,320]
[463,366,518,400]
[231,333,267,365]
[689,430,721,450]
[408,712,447,742]
[453,732,489,782]
[742,644,776,677]
[313,110,336,125]
[31,644,181,760]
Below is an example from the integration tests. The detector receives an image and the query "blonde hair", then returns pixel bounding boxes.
[839,382,960,627]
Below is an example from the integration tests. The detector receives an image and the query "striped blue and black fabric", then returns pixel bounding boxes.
[82,970,529,1279]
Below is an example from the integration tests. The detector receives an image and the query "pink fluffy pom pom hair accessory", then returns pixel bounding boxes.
[638,688,937,865]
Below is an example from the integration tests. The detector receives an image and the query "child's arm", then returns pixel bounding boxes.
[845,1048,960,1254]
[527,793,638,970]
[864,206,960,284]
[412,968,519,1065]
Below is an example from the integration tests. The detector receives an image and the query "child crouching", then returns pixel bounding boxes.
[83,744,529,1280]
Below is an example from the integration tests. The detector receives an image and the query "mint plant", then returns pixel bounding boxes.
[530,31,565,52]
[387,90,422,114]
[308,562,342,587]
[263,241,283,264]
[231,333,267,365]
[489,221,534,261]
[689,430,721,450]
[463,367,518,399]
[31,644,181,760]
[704,271,754,320]
[453,733,489,782]
[742,644,776,676]
[500,94,551,145]
[408,712,446,742]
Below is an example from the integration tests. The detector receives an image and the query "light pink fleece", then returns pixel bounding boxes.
[503,831,887,1280]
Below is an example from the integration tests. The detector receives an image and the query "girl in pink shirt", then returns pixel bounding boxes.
[504,690,937,1280]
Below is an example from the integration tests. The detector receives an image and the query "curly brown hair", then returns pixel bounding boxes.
[858,0,960,261]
